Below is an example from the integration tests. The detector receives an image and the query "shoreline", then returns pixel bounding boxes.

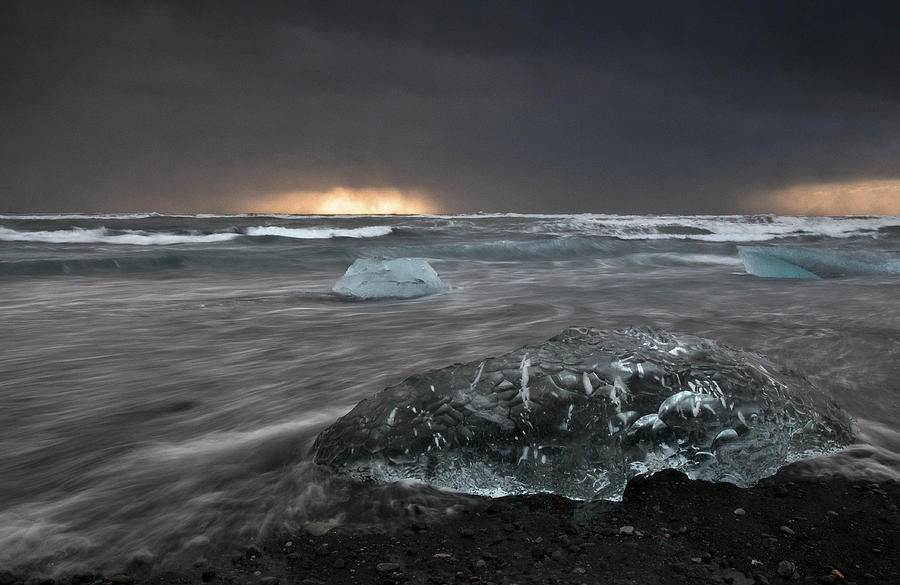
[4,468,897,585]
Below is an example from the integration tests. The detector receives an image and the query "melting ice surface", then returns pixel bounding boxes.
[738,246,900,279]
[332,258,446,299]
[315,327,854,500]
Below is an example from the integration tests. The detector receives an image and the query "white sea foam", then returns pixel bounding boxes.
[0,213,173,220]
[2,213,896,242]
[244,226,393,239]
[0,227,239,245]
[531,214,900,242]
[0,225,393,245]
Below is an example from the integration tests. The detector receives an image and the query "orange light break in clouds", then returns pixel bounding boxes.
[243,187,439,215]
[746,179,900,215]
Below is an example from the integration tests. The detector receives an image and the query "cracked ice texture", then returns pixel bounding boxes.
[314,327,854,500]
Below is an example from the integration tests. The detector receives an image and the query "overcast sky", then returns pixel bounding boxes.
[2,1,899,213]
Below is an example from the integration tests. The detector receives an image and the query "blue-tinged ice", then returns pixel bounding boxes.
[314,327,854,500]
[738,246,900,279]
[332,258,446,299]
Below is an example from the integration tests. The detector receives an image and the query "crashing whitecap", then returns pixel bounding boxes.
[314,327,854,500]
[332,257,446,299]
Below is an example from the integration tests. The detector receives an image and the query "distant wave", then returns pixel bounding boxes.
[0,225,394,245]
[1,214,896,247]
[243,226,393,239]
[528,215,900,242]
[0,212,178,220]
[0,227,239,245]
[405,214,899,243]
[0,227,240,245]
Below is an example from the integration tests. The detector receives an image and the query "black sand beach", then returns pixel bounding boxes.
[7,467,896,585]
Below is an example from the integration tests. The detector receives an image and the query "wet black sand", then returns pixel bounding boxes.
[5,467,898,585]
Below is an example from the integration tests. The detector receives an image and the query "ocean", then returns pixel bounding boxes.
[1,213,898,575]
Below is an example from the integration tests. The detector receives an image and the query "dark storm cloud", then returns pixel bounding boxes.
[1,0,899,213]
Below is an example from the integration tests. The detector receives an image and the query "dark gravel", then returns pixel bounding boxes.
[3,468,898,585]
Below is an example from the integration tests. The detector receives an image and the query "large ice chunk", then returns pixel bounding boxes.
[314,327,854,500]
[738,246,900,279]
[332,258,446,299]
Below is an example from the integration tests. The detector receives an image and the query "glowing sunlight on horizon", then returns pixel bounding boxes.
[243,187,438,215]
[746,179,900,215]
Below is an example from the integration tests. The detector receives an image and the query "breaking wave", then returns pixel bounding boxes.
[0,227,239,246]
[243,226,393,239]
[3,214,897,243]
[0,213,174,220]
[0,225,393,245]
[528,214,900,242]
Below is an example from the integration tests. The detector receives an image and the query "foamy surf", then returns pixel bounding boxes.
[0,212,897,576]
[527,214,900,242]
[0,225,394,245]
[243,226,393,239]
[0,227,240,245]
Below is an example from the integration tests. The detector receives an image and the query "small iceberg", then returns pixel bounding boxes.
[738,246,900,279]
[332,258,446,299]
[314,327,854,500]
